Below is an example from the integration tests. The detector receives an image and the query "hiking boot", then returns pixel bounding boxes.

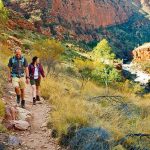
[21,100,25,108]
[36,95,40,101]
[33,97,36,105]
[16,95,20,105]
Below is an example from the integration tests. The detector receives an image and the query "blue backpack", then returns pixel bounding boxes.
[11,56,25,77]
[12,56,25,65]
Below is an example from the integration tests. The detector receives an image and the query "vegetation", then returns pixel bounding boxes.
[33,39,65,74]
[0,100,5,118]
[0,0,8,30]
[91,39,115,62]
[0,3,149,149]
[41,73,150,149]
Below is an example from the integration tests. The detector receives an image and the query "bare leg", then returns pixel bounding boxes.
[32,85,36,98]
[20,89,25,100]
[36,86,40,97]
[15,87,21,96]
[36,86,40,101]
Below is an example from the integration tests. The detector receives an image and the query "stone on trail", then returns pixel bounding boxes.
[13,120,30,131]
[41,122,47,128]
[3,106,32,130]
[0,144,6,150]
[7,135,21,146]
[17,107,33,123]
[5,106,18,121]
[8,91,16,96]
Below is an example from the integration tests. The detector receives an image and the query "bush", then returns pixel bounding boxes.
[0,100,5,118]
[33,39,65,74]
[0,124,6,132]
[70,127,111,150]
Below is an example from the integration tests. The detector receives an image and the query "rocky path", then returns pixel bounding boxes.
[5,84,62,150]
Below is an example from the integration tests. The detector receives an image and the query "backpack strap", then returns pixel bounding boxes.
[12,56,25,65]
[21,56,25,66]
[12,56,15,64]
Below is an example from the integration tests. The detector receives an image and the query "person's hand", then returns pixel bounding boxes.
[8,77,12,83]
[26,78,30,84]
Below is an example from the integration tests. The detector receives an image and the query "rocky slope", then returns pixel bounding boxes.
[3,0,150,58]
[4,0,133,28]
[132,43,150,62]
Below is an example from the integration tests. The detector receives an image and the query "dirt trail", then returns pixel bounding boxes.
[7,83,62,150]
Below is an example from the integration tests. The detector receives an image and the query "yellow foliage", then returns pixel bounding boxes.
[0,0,3,10]
[74,58,95,70]
[0,100,5,118]
[0,43,13,65]
[33,39,64,60]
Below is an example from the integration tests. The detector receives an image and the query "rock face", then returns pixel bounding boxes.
[4,0,150,55]
[132,43,150,62]
[50,0,133,29]
[5,0,133,28]
[4,0,135,41]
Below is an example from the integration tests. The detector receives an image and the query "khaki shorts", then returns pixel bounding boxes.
[12,77,26,89]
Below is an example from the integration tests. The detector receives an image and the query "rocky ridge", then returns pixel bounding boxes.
[132,43,150,62]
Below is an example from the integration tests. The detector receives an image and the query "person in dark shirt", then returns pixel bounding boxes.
[8,48,29,108]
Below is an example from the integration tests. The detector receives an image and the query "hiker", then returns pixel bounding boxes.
[28,56,45,105]
[8,48,29,108]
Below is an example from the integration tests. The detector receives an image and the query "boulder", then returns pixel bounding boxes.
[4,106,18,122]
[17,107,33,124]
[3,106,32,130]
[13,120,30,131]
[0,144,6,150]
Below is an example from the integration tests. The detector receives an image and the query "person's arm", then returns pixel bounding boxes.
[24,58,29,83]
[8,67,12,82]
[8,58,12,82]
[40,64,45,78]
[25,67,29,79]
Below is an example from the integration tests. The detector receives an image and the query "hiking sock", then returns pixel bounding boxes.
[21,100,25,108]
[16,95,20,104]
[36,95,40,101]
[33,97,36,105]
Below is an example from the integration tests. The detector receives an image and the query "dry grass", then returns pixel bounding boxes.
[40,73,150,148]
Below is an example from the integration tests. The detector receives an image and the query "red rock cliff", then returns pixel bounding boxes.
[50,0,133,29]
[132,43,150,62]
[5,0,134,29]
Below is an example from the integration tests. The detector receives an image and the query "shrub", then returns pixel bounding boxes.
[0,100,5,118]
[0,124,7,132]
[33,39,65,74]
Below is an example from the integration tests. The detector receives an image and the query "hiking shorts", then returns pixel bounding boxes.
[30,79,41,86]
[12,77,26,89]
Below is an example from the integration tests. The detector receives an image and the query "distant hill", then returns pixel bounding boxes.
[3,0,150,59]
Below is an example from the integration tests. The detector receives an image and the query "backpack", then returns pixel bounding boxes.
[12,56,25,65]
[11,56,25,77]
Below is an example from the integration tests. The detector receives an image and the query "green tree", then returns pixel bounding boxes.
[92,65,122,95]
[91,39,115,63]
[33,39,65,74]
[74,58,95,90]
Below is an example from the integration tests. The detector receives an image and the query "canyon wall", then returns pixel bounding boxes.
[132,43,150,62]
